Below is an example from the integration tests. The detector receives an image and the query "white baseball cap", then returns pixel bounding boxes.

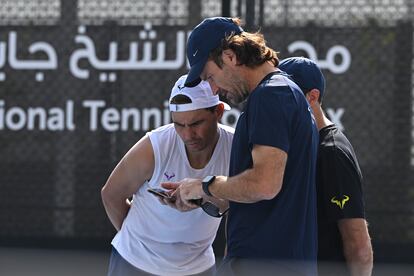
[169,74,231,112]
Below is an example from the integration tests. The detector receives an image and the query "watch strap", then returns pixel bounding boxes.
[202,175,215,197]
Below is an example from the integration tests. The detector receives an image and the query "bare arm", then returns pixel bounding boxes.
[210,144,286,202]
[101,135,154,231]
[167,144,287,206]
[161,181,229,212]
[338,218,373,276]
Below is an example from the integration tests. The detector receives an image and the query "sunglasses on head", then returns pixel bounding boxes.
[190,199,229,218]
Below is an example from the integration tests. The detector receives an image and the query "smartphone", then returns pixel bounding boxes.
[147,188,171,199]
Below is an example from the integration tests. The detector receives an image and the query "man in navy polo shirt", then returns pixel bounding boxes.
[162,17,318,275]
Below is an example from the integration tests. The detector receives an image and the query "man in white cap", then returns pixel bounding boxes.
[101,74,233,276]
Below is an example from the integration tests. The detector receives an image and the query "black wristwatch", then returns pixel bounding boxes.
[202,175,216,197]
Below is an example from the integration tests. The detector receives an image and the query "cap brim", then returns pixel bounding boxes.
[185,56,209,87]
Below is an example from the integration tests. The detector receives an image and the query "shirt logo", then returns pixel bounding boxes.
[177,84,185,90]
[192,49,199,57]
[164,172,175,181]
[331,195,349,209]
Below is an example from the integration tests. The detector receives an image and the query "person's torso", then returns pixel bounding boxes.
[227,72,318,271]
[112,123,234,275]
[316,124,364,268]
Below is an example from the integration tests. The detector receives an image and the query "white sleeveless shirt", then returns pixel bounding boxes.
[112,123,234,275]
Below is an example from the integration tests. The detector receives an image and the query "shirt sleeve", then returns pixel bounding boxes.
[318,146,365,221]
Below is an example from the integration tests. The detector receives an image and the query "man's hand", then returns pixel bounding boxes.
[162,178,204,211]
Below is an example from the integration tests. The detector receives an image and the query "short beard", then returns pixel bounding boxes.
[232,83,250,104]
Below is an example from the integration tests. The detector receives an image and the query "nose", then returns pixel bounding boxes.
[182,126,196,141]
[208,80,219,95]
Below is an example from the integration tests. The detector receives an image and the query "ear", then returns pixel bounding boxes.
[222,49,237,65]
[306,89,320,105]
[215,103,225,120]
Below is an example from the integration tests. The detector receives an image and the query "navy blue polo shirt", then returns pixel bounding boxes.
[227,72,318,274]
